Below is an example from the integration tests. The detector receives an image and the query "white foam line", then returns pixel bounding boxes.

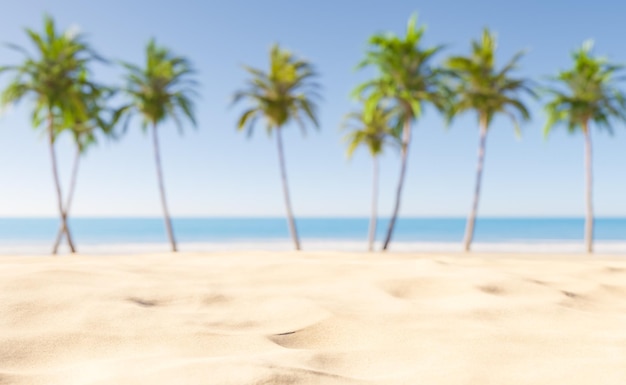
[2,240,626,255]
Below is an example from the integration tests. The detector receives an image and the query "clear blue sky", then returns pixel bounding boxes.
[0,0,625,218]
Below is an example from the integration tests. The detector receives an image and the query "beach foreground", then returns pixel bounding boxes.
[1,251,625,384]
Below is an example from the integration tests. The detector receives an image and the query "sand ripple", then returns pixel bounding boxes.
[0,252,625,384]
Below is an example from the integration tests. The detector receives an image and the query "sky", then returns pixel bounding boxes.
[1,0,626,218]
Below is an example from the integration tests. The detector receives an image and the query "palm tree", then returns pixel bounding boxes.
[233,44,320,251]
[52,84,121,254]
[355,14,449,251]
[0,15,100,254]
[445,29,534,252]
[342,103,400,251]
[544,41,626,253]
[121,39,199,252]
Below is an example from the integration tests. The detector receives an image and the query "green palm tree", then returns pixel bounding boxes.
[52,84,121,254]
[355,14,449,251]
[0,15,100,254]
[233,44,320,251]
[342,103,400,251]
[122,39,199,252]
[544,41,626,253]
[445,29,534,252]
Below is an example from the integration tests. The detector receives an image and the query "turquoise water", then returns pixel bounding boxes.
[1,217,626,253]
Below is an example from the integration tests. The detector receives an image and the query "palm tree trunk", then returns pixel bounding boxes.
[463,117,488,252]
[152,124,177,252]
[583,122,594,253]
[276,127,301,250]
[52,145,81,254]
[382,118,412,251]
[47,113,76,254]
[368,156,379,252]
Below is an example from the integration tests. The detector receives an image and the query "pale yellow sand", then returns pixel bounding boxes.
[1,251,626,384]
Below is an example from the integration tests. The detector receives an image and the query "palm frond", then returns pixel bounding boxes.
[444,28,534,132]
[544,41,626,136]
[232,44,320,137]
[341,101,400,158]
[121,39,199,133]
[0,14,107,146]
[354,14,447,126]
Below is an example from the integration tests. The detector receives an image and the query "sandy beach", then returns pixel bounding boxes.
[1,251,625,384]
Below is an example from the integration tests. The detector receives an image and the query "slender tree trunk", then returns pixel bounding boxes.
[382,118,412,251]
[463,117,488,252]
[368,156,379,252]
[52,146,81,254]
[152,124,177,252]
[583,121,594,253]
[276,127,301,250]
[48,113,76,254]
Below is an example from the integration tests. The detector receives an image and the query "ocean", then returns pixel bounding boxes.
[1,217,626,254]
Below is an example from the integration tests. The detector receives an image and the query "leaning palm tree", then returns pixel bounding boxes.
[354,14,449,251]
[342,103,400,251]
[233,44,320,251]
[0,15,100,254]
[52,84,121,254]
[121,39,199,252]
[445,29,534,252]
[544,41,626,253]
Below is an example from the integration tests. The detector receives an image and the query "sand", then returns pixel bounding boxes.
[0,251,625,384]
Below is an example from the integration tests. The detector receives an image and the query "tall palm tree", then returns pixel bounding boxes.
[52,84,121,254]
[122,39,199,252]
[544,41,626,253]
[342,103,400,251]
[233,44,320,251]
[0,15,100,254]
[355,14,449,251]
[445,29,534,252]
